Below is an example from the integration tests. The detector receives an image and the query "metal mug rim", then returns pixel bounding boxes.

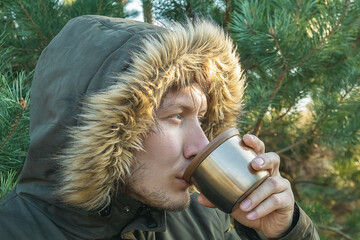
[183,128,240,182]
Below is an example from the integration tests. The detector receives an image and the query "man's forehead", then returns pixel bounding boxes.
[159,86,207,110]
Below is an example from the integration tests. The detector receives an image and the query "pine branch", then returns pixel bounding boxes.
[251,25,291,135]
[252,0,356,137]
[185,1,193,19]
[292,179,328,186]
[294,0,301,24]
[322,33,360,69]
[224,0,231,28]
[276,130,313,154]
[353,34,360,46]
[277,76,360,154]
[243,19,256,35]
[40,0,47,18]
[0,99,27,152]
[18,0,49,43]
[274,104,294,121]
[292,0,351,70]
[142,0,153,24]
[324,55,349,69]
[39,0,55,38]
[0,170,18,200]
[97,0,103,14]
[253,65,288,135]
[317,225,353,240]
[269,27,288,65]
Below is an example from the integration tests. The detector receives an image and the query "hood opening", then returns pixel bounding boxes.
[19,16,245,213]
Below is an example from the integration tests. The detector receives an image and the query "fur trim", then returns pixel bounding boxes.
[57,19,245,211]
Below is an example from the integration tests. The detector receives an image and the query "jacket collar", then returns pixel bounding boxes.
[21,191,165,239]
[111,194,166,236]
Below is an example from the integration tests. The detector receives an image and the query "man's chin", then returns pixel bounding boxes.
[164,198,191,212]
[156,192,191,212]
[121,186,191,211]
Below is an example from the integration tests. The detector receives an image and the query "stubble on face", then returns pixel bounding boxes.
[119,85,207,212]
[120,161,191,212]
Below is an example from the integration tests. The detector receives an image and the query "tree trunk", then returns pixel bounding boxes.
[142,0,153,24]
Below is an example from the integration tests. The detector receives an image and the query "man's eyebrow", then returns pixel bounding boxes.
[158,102,195,111]
[159,100,207,112]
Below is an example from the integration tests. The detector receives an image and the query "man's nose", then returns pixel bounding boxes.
[183,127,210,160]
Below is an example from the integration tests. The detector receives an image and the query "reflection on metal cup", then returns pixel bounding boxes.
[184,128,269,213]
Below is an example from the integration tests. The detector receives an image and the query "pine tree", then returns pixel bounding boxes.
[0,0,137,197]
[0,39,30,199]
[153,0,360,238]
[1,0,359,239]
[153,0,229,26]
[142,0,153,23]
[228,1,360,238]
[0,0,136,73]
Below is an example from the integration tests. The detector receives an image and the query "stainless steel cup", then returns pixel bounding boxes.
[184,128,269,213]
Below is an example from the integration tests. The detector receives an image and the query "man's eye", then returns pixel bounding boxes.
[198,116,204,125]
[170,113,183,121]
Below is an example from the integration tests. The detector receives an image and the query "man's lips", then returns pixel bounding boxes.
[176,176,193,187]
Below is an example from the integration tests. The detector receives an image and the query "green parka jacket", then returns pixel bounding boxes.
[0,16,319,240]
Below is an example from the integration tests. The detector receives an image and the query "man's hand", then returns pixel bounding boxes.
[198,134,295,239]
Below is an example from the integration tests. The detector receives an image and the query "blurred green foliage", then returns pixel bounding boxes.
[1,0,359,239]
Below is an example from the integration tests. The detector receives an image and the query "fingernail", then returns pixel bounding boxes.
[240,199,252,210]
[247,211,257,220]
[254,157,264,167]
[248,134,256,141]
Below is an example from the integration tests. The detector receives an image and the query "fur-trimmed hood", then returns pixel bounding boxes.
[18,15,244,217]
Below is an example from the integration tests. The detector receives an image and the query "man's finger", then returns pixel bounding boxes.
[244,190,294,221]
[240,176,291,212]
[251,152,280,175]
[242,134,265,154]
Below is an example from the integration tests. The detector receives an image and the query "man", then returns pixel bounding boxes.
[0,16,319,239]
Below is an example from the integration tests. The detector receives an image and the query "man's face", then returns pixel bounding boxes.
[123,85,209,211]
